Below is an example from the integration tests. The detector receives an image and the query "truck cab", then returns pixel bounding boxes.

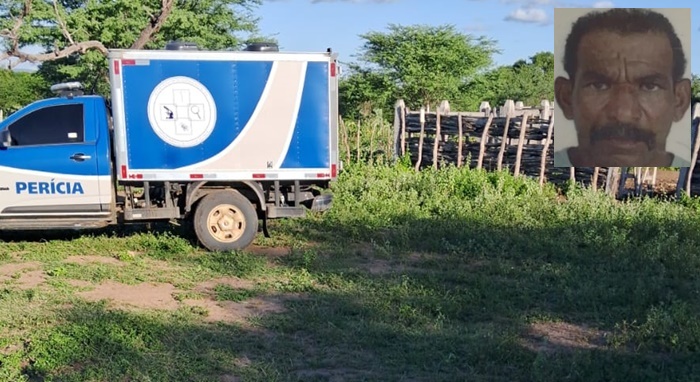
[0,83,117,229]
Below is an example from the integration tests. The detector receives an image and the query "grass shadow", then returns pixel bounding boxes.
[263,192,700,380]
[13,300,288,382]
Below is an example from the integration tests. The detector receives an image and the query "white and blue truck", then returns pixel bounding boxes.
[0,42,340,251]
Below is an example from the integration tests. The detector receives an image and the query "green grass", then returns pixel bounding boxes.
[2,160,700,381]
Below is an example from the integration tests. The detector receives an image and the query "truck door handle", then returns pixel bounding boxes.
[70,153,91,161]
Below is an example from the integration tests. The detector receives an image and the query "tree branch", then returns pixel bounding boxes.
[0,0,31,47]
[52,0,74,46]
[1,0,107,66]
[130,0,175,49]
[17,41,108,62]
[0,0,31,66]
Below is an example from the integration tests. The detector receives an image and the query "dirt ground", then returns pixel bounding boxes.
[0,245,298,327]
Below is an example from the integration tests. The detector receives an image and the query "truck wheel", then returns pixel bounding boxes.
[193,190,258,252]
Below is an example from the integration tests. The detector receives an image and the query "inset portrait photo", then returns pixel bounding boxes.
[552,8,692,168]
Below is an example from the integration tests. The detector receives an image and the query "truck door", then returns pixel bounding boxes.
[0,101,106,218]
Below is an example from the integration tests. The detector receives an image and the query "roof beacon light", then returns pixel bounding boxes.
[50,82,85,99]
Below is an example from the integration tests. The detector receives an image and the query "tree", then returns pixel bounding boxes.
[460,51,554,109]
[0,69,49,113]
[0,0,270,95]
[507,51,553,106]
[338,63,396,121]
[355,24,499,110]
[692,74,700,105]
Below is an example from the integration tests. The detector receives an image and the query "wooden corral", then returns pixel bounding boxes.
[393,99,700,198]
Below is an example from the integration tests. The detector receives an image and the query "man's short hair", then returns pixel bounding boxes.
[563,8,686,82]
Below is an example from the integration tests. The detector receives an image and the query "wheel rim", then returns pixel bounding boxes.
[206,203,246,243]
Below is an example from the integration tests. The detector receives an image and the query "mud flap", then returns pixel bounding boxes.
[262,214,271,238]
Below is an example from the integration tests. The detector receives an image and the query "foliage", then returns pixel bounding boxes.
[1,162,700,380]
[692,74,700,105]
[1,0,271,96]
[355,23,499,110]
[338,63,396,121]
[0,8,698,378]
[338,108,394,165]
[339,24,554,119]
[459,51,554,110]
[0,69,49,114]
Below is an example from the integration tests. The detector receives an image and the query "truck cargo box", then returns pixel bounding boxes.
[108,49,339,182]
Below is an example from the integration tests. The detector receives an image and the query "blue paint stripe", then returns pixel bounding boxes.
[122,60,272,169]
[280,62,330,169]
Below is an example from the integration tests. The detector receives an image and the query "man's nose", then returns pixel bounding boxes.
[605,84,642,123]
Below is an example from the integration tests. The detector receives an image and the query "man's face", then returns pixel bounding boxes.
[555,30,690,166]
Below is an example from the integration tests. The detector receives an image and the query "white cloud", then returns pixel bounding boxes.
[592,1,614,7]
[505,7,548,24]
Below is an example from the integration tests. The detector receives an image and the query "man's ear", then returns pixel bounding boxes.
[554,76,574,120]
[673,78,691,122]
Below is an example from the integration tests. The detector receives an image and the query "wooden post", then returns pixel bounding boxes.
[440,100,450,144]
[401,102,407,157]
[415,107,426,171]
[340,116,351,164]
[477,112,494,170]
[618,167,629,198]
[369,115,376,162]
[393,100,405,160]
[592,167,599,191]
[433,108,441,169]
[638,168,645,195]
[513,114,530,177]
[387,111,392,162]
[686,114,700,196]
[457,113,464,167]
[540,100,551,121]
[356,119,361,162]
[677,103,700,196]
[497,114,512,171]
[497,100,516,170]
[539,115,554,186]
[479,101,491,116]
[606,168,621,196]
[641,167,650,195]
[569,167,575,183]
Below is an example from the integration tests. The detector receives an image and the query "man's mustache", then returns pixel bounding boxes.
[590,123,655,148]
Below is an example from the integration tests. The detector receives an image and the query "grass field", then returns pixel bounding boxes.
[1,161,700,381]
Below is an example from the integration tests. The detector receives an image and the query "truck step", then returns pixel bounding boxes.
[266,206,307,219]
[0,218,112,230]
[124,207,181,221]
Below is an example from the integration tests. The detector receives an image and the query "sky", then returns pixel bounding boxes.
[256,0,700,73]
[4,0,700,74]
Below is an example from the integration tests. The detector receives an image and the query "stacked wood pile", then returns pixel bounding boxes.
[395,100,609,190]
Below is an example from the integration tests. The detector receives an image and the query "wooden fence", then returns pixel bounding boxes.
[392,99,700,198]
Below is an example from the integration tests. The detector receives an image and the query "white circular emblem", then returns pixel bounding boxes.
[147,76,217,148]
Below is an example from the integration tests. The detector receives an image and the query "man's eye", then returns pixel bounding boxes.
[641,83,660,91]
[587,82,608,90]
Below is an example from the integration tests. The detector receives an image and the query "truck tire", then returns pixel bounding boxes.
[193,190,258,252]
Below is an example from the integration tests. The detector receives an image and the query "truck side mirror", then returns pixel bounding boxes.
[0,129,11,149]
